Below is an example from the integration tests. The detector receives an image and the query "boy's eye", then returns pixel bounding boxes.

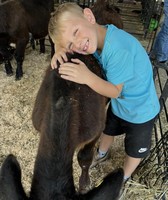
[69,43,72,50]
[74,29,78,36]
[67,29,78,50]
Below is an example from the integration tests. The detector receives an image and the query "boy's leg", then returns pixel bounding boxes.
[90,134,114,168]
[123,155,141,180]
[97,139,142,180]
[90,104,122,168]
[123,116,156,180]
[98,103,121,155]
[99,133,114,152]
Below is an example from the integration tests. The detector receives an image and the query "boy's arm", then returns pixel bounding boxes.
[59,58,122,98]
[87,72,123,98]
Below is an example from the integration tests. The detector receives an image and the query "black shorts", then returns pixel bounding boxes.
[104,104,157,158]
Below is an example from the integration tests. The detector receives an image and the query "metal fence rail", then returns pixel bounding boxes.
[137,131,168,199]
[54,0,95,7]
[140,1,168,197]
[137,65,168,199]
[141,0,163,32]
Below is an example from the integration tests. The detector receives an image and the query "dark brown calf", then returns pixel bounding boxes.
[91,0,123,29]
[0,53,124,200]
[32,53,107,195]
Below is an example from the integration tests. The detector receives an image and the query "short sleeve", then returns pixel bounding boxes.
[105,49,134,85]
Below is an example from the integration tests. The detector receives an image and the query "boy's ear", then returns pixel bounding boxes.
[83,8,96,24]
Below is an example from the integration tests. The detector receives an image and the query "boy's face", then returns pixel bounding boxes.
[60,8,98,54]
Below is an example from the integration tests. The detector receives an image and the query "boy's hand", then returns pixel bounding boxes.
[59,58,93,85]
[51,48,68,69]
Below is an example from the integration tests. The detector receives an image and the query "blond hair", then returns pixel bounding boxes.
[48,3,84,48]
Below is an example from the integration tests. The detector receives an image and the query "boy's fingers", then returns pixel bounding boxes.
[51,49,73,69]
[51,58,57,69]
[51,64,56,69]
[57,56,65,65]
[71,58,82,64]
[60,53,68,62]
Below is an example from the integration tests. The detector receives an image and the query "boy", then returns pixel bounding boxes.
[48,3,160,182]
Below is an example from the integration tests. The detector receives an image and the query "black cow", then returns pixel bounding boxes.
[0,0,54,80]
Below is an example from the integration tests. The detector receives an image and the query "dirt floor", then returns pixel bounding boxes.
[0,42,167,199]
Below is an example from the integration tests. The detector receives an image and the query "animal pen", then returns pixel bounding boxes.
[54,0,168,198]
[0,0,167,199]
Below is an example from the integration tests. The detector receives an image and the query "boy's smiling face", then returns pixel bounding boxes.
[60,8,98,54]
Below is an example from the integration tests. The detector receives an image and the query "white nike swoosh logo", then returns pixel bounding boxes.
[138,148,148,153]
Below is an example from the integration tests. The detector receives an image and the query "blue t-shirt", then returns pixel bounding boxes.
[94,24,160,123]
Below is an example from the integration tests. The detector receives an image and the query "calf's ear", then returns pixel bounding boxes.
[79,168,124,200]
[0,154,28,200]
